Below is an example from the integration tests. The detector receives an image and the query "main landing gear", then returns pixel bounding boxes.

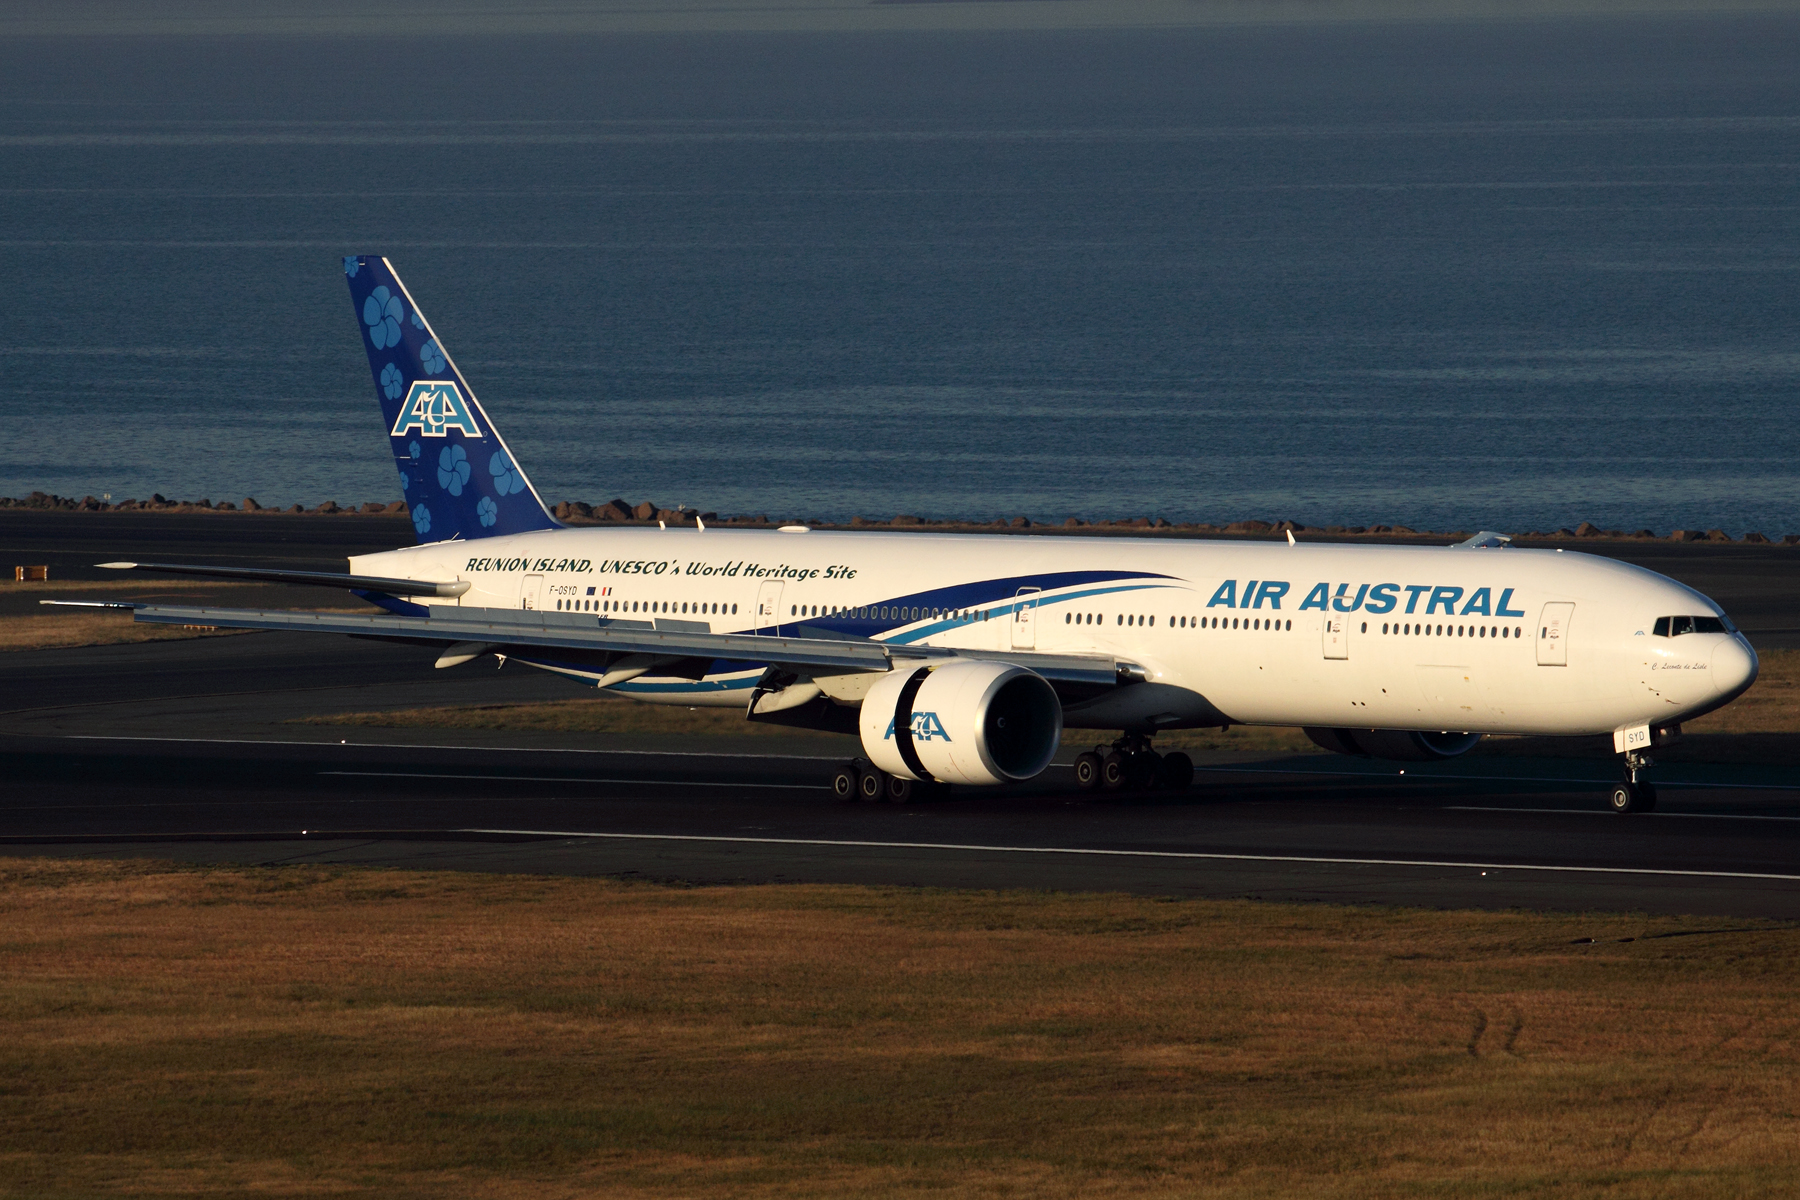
[1072,735,1194,794]
[1608,750,1658,814]
[831,760,950,804]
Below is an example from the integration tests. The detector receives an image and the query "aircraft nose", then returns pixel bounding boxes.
[1712,636,1759,700]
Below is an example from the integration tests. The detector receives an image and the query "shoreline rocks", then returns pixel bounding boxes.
[2,492,1795,544]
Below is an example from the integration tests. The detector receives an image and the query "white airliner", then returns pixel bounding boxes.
[73,257,1759,814]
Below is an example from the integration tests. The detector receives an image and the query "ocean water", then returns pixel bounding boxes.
[1,15,1797,533]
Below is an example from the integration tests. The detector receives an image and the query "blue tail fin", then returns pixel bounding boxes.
[343,255,558,543]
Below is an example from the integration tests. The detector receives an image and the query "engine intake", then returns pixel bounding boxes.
[1303,727,1483,761]
[860,660,1062,786]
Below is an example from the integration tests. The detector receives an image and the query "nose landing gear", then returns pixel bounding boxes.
[1073,735,1193,794]
[1608,750,1658,814]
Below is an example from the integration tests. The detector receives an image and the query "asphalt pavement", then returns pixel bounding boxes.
[3,631,1798,918]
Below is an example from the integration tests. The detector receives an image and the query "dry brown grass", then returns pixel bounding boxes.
[1685,649,1800,735]
[0,611,248,652]
[296,694,856,741]
[1,858,1796,1198]
[0,582,373,652]
[0,581,260,652]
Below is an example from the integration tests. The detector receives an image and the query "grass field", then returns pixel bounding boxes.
[0,581,265,651]
[2,858,1797,1198]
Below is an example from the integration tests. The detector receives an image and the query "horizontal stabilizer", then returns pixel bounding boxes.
[97,561,470,597]
[39,599,141,610]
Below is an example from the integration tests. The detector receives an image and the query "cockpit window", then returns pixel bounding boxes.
[1653,615,1731,637]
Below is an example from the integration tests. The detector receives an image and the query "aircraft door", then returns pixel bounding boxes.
[1012,587,1041,650]
[1537,602,1574,666]
[519,573,544,610]
[756,581,785,634]
[1322,615,1348,659]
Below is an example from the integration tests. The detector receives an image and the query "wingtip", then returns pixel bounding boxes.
[97,561,137,569]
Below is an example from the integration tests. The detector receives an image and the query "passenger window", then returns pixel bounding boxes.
[1360,621,1367,633]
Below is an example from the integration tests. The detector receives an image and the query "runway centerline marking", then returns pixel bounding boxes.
[1446,806,1800,822]
[322,770,826,790]
[458,829,1800,883]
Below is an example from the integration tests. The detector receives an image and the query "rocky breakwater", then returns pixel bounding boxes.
[1,492,407,516]
[6,493,1799,544]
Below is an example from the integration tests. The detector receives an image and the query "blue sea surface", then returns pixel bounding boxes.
[1,16,1796,533]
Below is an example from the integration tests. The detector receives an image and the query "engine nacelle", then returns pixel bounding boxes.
[860,660,1062,786]
[1303,727,1483,761]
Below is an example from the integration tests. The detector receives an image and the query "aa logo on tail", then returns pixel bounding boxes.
[884,712,952,742]
[392,381,483,439]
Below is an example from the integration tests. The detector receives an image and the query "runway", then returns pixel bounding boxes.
[3,633,1799,917]
[5,510,1799,917]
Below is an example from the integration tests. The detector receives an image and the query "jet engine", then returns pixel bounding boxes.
[1302,728,1483,761]
[860,660,1062,786]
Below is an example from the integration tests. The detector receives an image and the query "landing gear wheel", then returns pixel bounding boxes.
[1608,782,1656,814]
[885,774,915,804]
[857,768,885,802]
[830,765,858,800]
[1160,751,1194,791]
[1073,752,1103,791]
[1129,751,1161,790]
[1101,751,1129,791]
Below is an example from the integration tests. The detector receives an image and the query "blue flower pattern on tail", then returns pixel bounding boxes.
[348,255,559,543]
[363,286,404,349]
[437,444,471,495]
[489,451,525,495]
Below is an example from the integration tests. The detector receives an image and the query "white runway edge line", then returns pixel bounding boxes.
[322,770,826,790]
[1195,765,1800,793]
[50,734,845,761]
[458,829,1800,883]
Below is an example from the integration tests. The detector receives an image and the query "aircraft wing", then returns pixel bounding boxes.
[114,602,1134,688]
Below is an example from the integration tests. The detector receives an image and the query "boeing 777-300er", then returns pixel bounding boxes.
[60,257,1760,813]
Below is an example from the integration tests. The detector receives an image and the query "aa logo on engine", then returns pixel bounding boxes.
[885,712,951,742]
[392,381,482,439]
